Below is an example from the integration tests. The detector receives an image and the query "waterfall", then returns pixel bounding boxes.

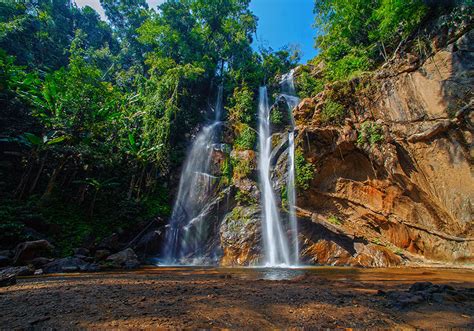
[163,85,224,264]
[258,86,291,266]
[280,69,300,265]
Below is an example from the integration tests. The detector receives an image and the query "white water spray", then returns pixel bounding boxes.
[164,85,224,264]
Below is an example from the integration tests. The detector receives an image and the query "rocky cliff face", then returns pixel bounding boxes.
[153,14,473,268]
[291,20,473,266]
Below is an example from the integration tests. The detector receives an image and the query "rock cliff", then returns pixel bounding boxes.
[290,17,473,266]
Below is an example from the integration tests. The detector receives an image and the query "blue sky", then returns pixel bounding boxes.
[75,0,317,63]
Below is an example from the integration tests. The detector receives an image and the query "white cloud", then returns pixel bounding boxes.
[74,0,166,20]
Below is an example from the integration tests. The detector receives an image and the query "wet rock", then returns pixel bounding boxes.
[97,233,121,252]
[384,282,470,308]
[106,248,140,269]
[0,256,10,268]
[220,205,262,266]
[42,257,98,273]
[133,230,163,258]
[0,273,16,287]
[0,265,34,277]
[34,268,43,275]
[0,250,12,258]
[73,247,90,256]
[409,282,434,292]
[13,240,54,265]
[95,249,111,261]
[30,257,54,268]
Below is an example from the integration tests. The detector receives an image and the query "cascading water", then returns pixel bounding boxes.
[258,86,291,266]
[163,85,224,264]
[280,69,300,265]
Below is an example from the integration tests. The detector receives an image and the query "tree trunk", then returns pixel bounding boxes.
[29,152,48,195]
[41,156,68,200]
[90,189,98,219]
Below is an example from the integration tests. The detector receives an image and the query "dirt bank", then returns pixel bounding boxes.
[1,267,473,329]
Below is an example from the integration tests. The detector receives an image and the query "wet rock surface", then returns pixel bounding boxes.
[382,281,474,309]
[13,240,54,265]
[106,248,140,269]
[42,257,99,273]
[0,267,472,329]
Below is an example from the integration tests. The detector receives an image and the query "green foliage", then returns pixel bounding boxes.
[235,190,257,205]
[321,99,345,124]
[220,156,233,185]
[314,0,429,80]
[280,185,288,210]
[327,215,341,225]
[295,69,325,99]
[231,154,253,181]
[227,85,255,127]
[0,0,313,254]
[295,149,314,190]
[234,125,257,151]
[357,121,384,146]
[270,108,284,125]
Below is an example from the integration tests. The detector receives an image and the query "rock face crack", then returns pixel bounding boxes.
[407,120,452,143]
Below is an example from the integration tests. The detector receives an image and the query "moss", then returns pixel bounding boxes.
[371,238,385,246]
[327,215,342,225]
[226,206,254,234]
[235,190,257,205]
[295,148,315,190]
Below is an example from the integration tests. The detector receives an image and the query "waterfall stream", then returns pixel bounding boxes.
[257,70,300,267]
[163,85,224,264]
[258,86,291,266]
[280,69,300,265]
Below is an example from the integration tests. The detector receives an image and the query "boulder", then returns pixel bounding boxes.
[95,249,111,261]
[97,233,121,252]
[0,256,10,268]
[133,230,163,258]
[42,257,99,274]
[0,250,12,258]
[0,273,16,287]
[0,266,34,277]
[106,248,140,269]
[13,240,54,265]
[73,248,90,256]
[30,257,54,268]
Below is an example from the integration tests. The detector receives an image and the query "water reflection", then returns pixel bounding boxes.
[254,267,307,281]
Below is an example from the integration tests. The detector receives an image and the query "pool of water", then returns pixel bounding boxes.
[28,265,474,283]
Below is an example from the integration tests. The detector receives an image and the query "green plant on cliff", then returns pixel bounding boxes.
[321,99,346,124]
[234,125,257,151]
[328,215,341,225]
[295,69,325,99]
[295,148,315,190]
[231,155,253,181]
[314,0,429,81]
[235,190,257,205]
[357,121,384,146]
[270,108,284,125]
[220,156,233,186]
[280,185,288,210]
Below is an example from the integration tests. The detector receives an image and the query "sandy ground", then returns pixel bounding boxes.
[1,266,473,329]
